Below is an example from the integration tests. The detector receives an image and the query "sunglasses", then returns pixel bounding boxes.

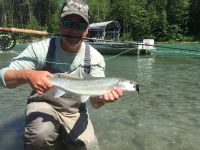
[62,19,88,30]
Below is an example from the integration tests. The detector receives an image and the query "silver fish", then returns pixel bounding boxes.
[46,74,139,99]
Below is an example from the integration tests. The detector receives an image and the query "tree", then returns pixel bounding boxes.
[188,0,200,36]
[88,0,111,22]
[166,0,190,40]
[110,0,143,40]
[167,0,190,26]
[146,0,169,41]
[0,0,199,41]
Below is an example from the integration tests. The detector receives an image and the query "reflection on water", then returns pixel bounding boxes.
[89,55,200,150]
[137,56,155,83]
[1,44,200,150]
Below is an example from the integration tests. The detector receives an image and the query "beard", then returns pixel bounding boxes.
[61,35,83,52]
[62,34,83,44]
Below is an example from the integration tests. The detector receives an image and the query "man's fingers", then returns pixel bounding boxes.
[113,87,123,97]
[35,86,45,94]
[92,87,124,106]
[33,81,52,94]
[102,87,123,103]
[44,80,53,89]
[103,93,109,101]
[111,89,120,99]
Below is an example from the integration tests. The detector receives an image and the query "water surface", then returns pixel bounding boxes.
[0,44,200,150]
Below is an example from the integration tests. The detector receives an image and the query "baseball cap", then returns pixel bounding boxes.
[61,0,89,24]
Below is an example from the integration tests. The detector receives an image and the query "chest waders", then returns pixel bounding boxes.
[27,37,91,113]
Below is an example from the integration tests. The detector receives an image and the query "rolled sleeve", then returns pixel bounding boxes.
[0,67,10,87]
[0,38,50,87]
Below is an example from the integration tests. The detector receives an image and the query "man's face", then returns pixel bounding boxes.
[59,14,88,52]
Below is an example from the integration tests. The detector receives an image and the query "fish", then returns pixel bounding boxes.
[46,73,139,101]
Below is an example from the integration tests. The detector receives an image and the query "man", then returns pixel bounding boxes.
[0,0,123,149]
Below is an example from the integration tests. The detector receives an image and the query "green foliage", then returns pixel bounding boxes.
[47,0,60,34]
[25,16,47,31]
[166,24,183,41]
[0,0,199,42]
[47,12,59,35]
[88,0,111,22]
[188,0,200,36]
[120,32,132,42]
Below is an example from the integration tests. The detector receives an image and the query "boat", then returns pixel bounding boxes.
[0,21,156,55]
[86,39,156,55]
[85,21,156,55]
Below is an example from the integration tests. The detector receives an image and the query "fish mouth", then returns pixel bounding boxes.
[136,84,139,93]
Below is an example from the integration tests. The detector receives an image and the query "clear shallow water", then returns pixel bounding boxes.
[0,44,200,150]
[89,55,200,150]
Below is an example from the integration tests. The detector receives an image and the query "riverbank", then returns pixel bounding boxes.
[157,41,200,44]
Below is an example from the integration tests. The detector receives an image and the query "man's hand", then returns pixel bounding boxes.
[26,70,53,94]
[4,69,53,94]
[90,87,123,109]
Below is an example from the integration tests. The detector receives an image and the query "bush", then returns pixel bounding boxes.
[120,32,132,42]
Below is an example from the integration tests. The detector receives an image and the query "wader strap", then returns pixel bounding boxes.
[45,38,91,74]
[84,43,91,74]
[29,38,90,109]
[44,37,57,73]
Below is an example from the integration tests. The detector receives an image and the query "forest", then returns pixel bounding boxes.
[0,0,200,42]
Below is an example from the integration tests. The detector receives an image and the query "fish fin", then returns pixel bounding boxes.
[55,73,81,80]
[55,72,94,80]
[53,85,83,97]
[51,86,66,98]
[80,95,90,102]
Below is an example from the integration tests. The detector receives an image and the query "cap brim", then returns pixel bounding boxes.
[61,11,89,24]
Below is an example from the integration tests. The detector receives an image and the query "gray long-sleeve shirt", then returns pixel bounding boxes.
[0,37,105,87]
[0,37,106,112]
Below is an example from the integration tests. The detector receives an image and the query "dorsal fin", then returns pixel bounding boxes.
[55,73,81,80]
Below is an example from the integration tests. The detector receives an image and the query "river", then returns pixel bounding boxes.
[0,43,200,150]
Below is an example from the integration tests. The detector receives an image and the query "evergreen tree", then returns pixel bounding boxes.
[188,0,200,36]
[0,0,199,41]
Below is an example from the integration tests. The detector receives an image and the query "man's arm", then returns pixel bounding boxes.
[88,47,123,108]
[90,87,123,109]
[0,39,51,93]
[4,69,53,94]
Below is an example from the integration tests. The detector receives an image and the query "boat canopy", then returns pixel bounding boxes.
[88,21,121,41]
